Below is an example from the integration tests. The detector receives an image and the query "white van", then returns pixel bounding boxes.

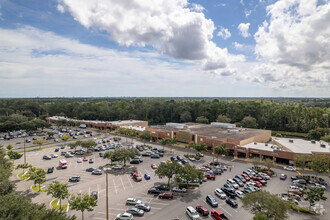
[186,206,200,220]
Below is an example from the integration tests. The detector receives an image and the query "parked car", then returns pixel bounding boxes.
[241,173,250,181]
[288,189,303,196]
[86,167,96,172]
[215,188,226,199]
[233,177,244,187]
[115,213,133,220]
[205,173,215,180]
[77,158,82,163]
[83,157,88,161]
[235,174,246,183]
[155,184,170,191]
[235,191,244,199]
[89,158,94,163]
[226,198,238,208]
[92,169,102,175]
[280,174,287,180]
[126,198,142,205]
[206,195,218,207]
[126,208,144,217]
[196,152,204,157]
[43,155,52,160]
[159,192,173,199]
[130,159,140,164]
[195,205,209,216]
[148,187,161,195]
[91,191,98,200]
[132,173,142,182]
[47,166,54,173]
[54,148,59,152]
[144,173,151,180]
[211,209,229,220]
[69,176,80,182]
[227,179,239,189]
[135,203,150,212]
[172,187,187,193]
[284,166,296,171]
[186,206,200,220]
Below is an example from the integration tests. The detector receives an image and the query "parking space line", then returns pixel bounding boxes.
[113,179,118,194]
[126,175,133,188]
[97,184,100,194]
[219,206,233,217]
[120,177,126,191]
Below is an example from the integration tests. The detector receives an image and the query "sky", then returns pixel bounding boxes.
[0,0,329,98]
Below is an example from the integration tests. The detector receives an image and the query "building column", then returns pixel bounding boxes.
[246,150,249,159]
[195,134,198,144]
[234,146,238,159]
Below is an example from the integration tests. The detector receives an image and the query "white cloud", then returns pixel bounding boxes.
[240,0,245,6]
[216,3,226,7]
[57,4,65,13]
[191,3,204,12]
[58,0,242,74]
[238,23,250,38]
[233,42,243,50]
[245,9,251,18]
[217,27,231,40]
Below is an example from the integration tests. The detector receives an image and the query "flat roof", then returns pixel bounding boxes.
[151,122,269,141]
[47,116,145,125]
[274,138,330,154]
[242,142,285,152]
[120,125,145,131]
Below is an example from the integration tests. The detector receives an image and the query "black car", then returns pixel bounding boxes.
[99,152,104,157]
[170,156,178,162]
[155,184,170,191]
[226,198,238,208]
[54,148,59,152]
[206,195,218,207]
[209,161,220,166]
[43,155,51,160]
[135,203,151,212]
[61,145,65,149]
[142,152,152,157]
[148,187,161,195]
[181,159,188,165]
[233,178,244,187]
[291,175,303,181]
[130,159,140,164]
[235,175,246,183]
[69,176,80,182]
[221,187,236,199]
[212,168,223,175]
[86,167,96,172]
[158,149,165,153]
[47,166,54,173]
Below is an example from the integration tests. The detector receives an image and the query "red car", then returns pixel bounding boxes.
[159,192,173,199]
[211,210,229,220]
[205,173,216,180]
[133,173,142,182]
[151,164,157,169]
[253,177,263,181]
[259,179,267,186]
[241,173,250,181]
[202,164,212,169]
[252,181,263,187]
[288,189,303,196]
[83,157,88,161]
[196,205,209,216]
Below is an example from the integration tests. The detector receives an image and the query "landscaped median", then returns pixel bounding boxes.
[18,172,29,179]
[50,198,69,212]
[31,184,47,192]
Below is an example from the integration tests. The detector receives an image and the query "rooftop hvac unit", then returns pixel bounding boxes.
[289,139,294,143]
[254,142,257,145]
[211,122,236,129]
[227,129,239,134]
[166,123,188,129]
[320,144,326,148]
[311,140,316,144]
[265,143,268,146]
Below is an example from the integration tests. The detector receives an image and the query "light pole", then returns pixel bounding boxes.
[24,137,26,164]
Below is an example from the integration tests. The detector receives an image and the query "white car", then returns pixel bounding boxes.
[189,157,196,161]
[235,190,244,199]
[214,188,226,199]
[227,179,239,189]
[77,158,82,163]
[115,213,133,220]
[50,154,58,158]
[186,206,200,220]
[172,187,187,193]
[284,166,296,171]
[126,198,141,205]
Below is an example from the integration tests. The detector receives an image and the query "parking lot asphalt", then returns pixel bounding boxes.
[11,136,329,220]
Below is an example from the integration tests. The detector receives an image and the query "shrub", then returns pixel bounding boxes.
[178,183,188,189]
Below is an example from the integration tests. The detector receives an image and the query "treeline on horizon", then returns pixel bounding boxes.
[0,98,329,134]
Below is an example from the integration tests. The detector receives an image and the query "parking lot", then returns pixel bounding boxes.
[11,136,329,220]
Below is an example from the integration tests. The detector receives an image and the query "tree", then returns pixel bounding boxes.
[262,158,274,171]
[196,116,209,124]
[139,130,152,143]
[69,193,97,220]
[241,116,258,128]
[308,128,329,140]
[180,111,192,122]
[253,213,268,220]
[155,161,183,188]
[103,148,140,166]
[216,115,231,123]
[251,157,261,168]
[27,167,46,192]
[242,190,289,220]
[186,142,207,153]
[17,163,32,173]
[47,181,70,210]
[310,154,330,177]
[80,139,97,150]
[7,150,23,160]
[6,144,13,151]
[321,134,330,143]
[177,163,203,183]
[294,154,309,171]
[302,187,327,209]
[160,138,170,151]
[214,143,229,161]
[33,139,47,149]
[61,135,71,141]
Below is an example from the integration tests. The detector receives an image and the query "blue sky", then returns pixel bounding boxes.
[0,0,329,97]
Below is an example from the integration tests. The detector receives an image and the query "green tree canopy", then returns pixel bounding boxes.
[310,154,330,176]
[155,161,183,187]
[294,154,309,171]
[103,148,140,166]
[214,143,229,161]
[302,187,327,208]
[47,181,70,210]
[139,130,152,143]
[27,167,46,192]
[262,158,274,171]
[177,163,203,183]
[216,115,231,123]
[69,193,97,220]
[196,116,209,124]
[180,111,192,122]
[241,116,258,128]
